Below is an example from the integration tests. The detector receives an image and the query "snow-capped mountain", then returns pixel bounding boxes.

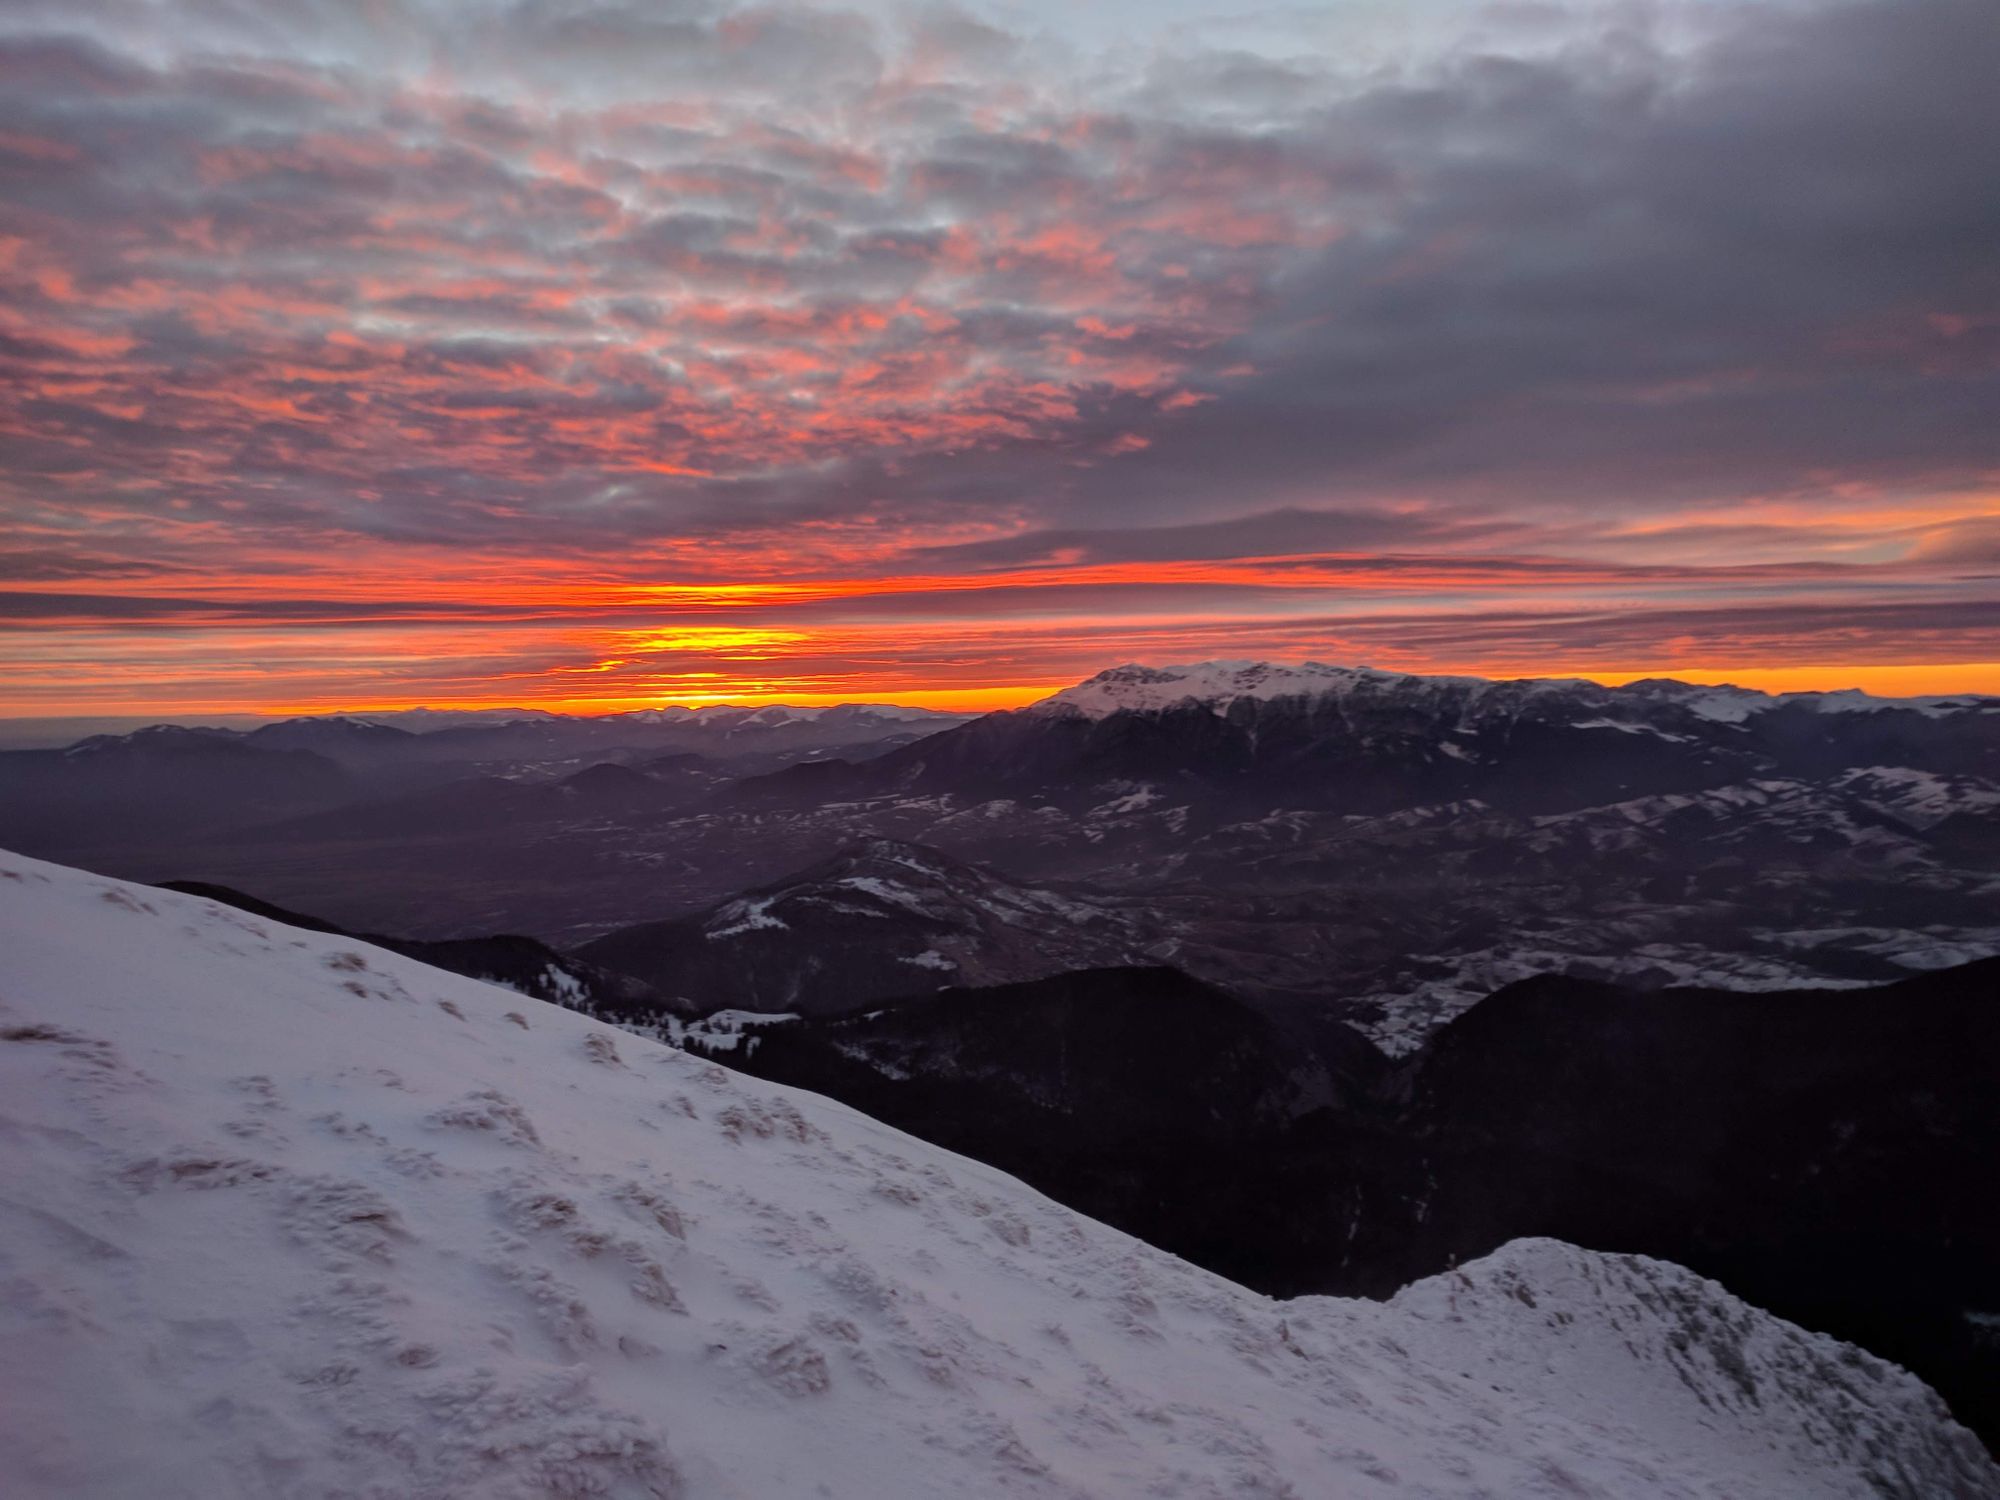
[804,660,1999,823]
[578,838,1149,1016]
[2,848,1992,1498]
[1031,660,1993,724]
[1027,660,1470,716]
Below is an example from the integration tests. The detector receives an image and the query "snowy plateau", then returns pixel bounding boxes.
[1,850,1994,1499]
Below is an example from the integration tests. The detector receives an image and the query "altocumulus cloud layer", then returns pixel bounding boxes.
[1,0,1996,710]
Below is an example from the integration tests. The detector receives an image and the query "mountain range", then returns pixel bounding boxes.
[742,659,1998,817]
[3,661,1993,1049]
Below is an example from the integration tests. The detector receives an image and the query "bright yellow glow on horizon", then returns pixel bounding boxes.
[616,628,811,653]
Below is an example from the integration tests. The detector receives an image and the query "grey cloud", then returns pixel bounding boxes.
[1032,0,2000,527]
[902,506,1514,569]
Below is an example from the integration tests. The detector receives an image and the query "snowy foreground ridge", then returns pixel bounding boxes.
[1,852,1991,1500]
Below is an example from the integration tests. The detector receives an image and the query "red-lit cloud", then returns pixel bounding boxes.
[0,0,1996,713]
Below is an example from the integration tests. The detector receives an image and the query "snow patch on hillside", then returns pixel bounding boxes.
[704,894,787,939]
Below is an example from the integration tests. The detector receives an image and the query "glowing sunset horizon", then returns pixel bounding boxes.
[3,0,1995,719]
[7,655,1999,727]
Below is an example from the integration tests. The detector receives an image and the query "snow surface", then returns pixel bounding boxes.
[1,849,1992,1500]
[1028,661,1483,717]
[703,895,788,940]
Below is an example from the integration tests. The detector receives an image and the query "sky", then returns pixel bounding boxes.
[1,0,1996,715]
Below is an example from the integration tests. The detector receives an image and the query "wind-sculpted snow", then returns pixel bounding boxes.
[0,852,1992,1500]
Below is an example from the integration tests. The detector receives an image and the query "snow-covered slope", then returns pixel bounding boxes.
[1,850,1991,1500]
[1027,661,1477,716]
